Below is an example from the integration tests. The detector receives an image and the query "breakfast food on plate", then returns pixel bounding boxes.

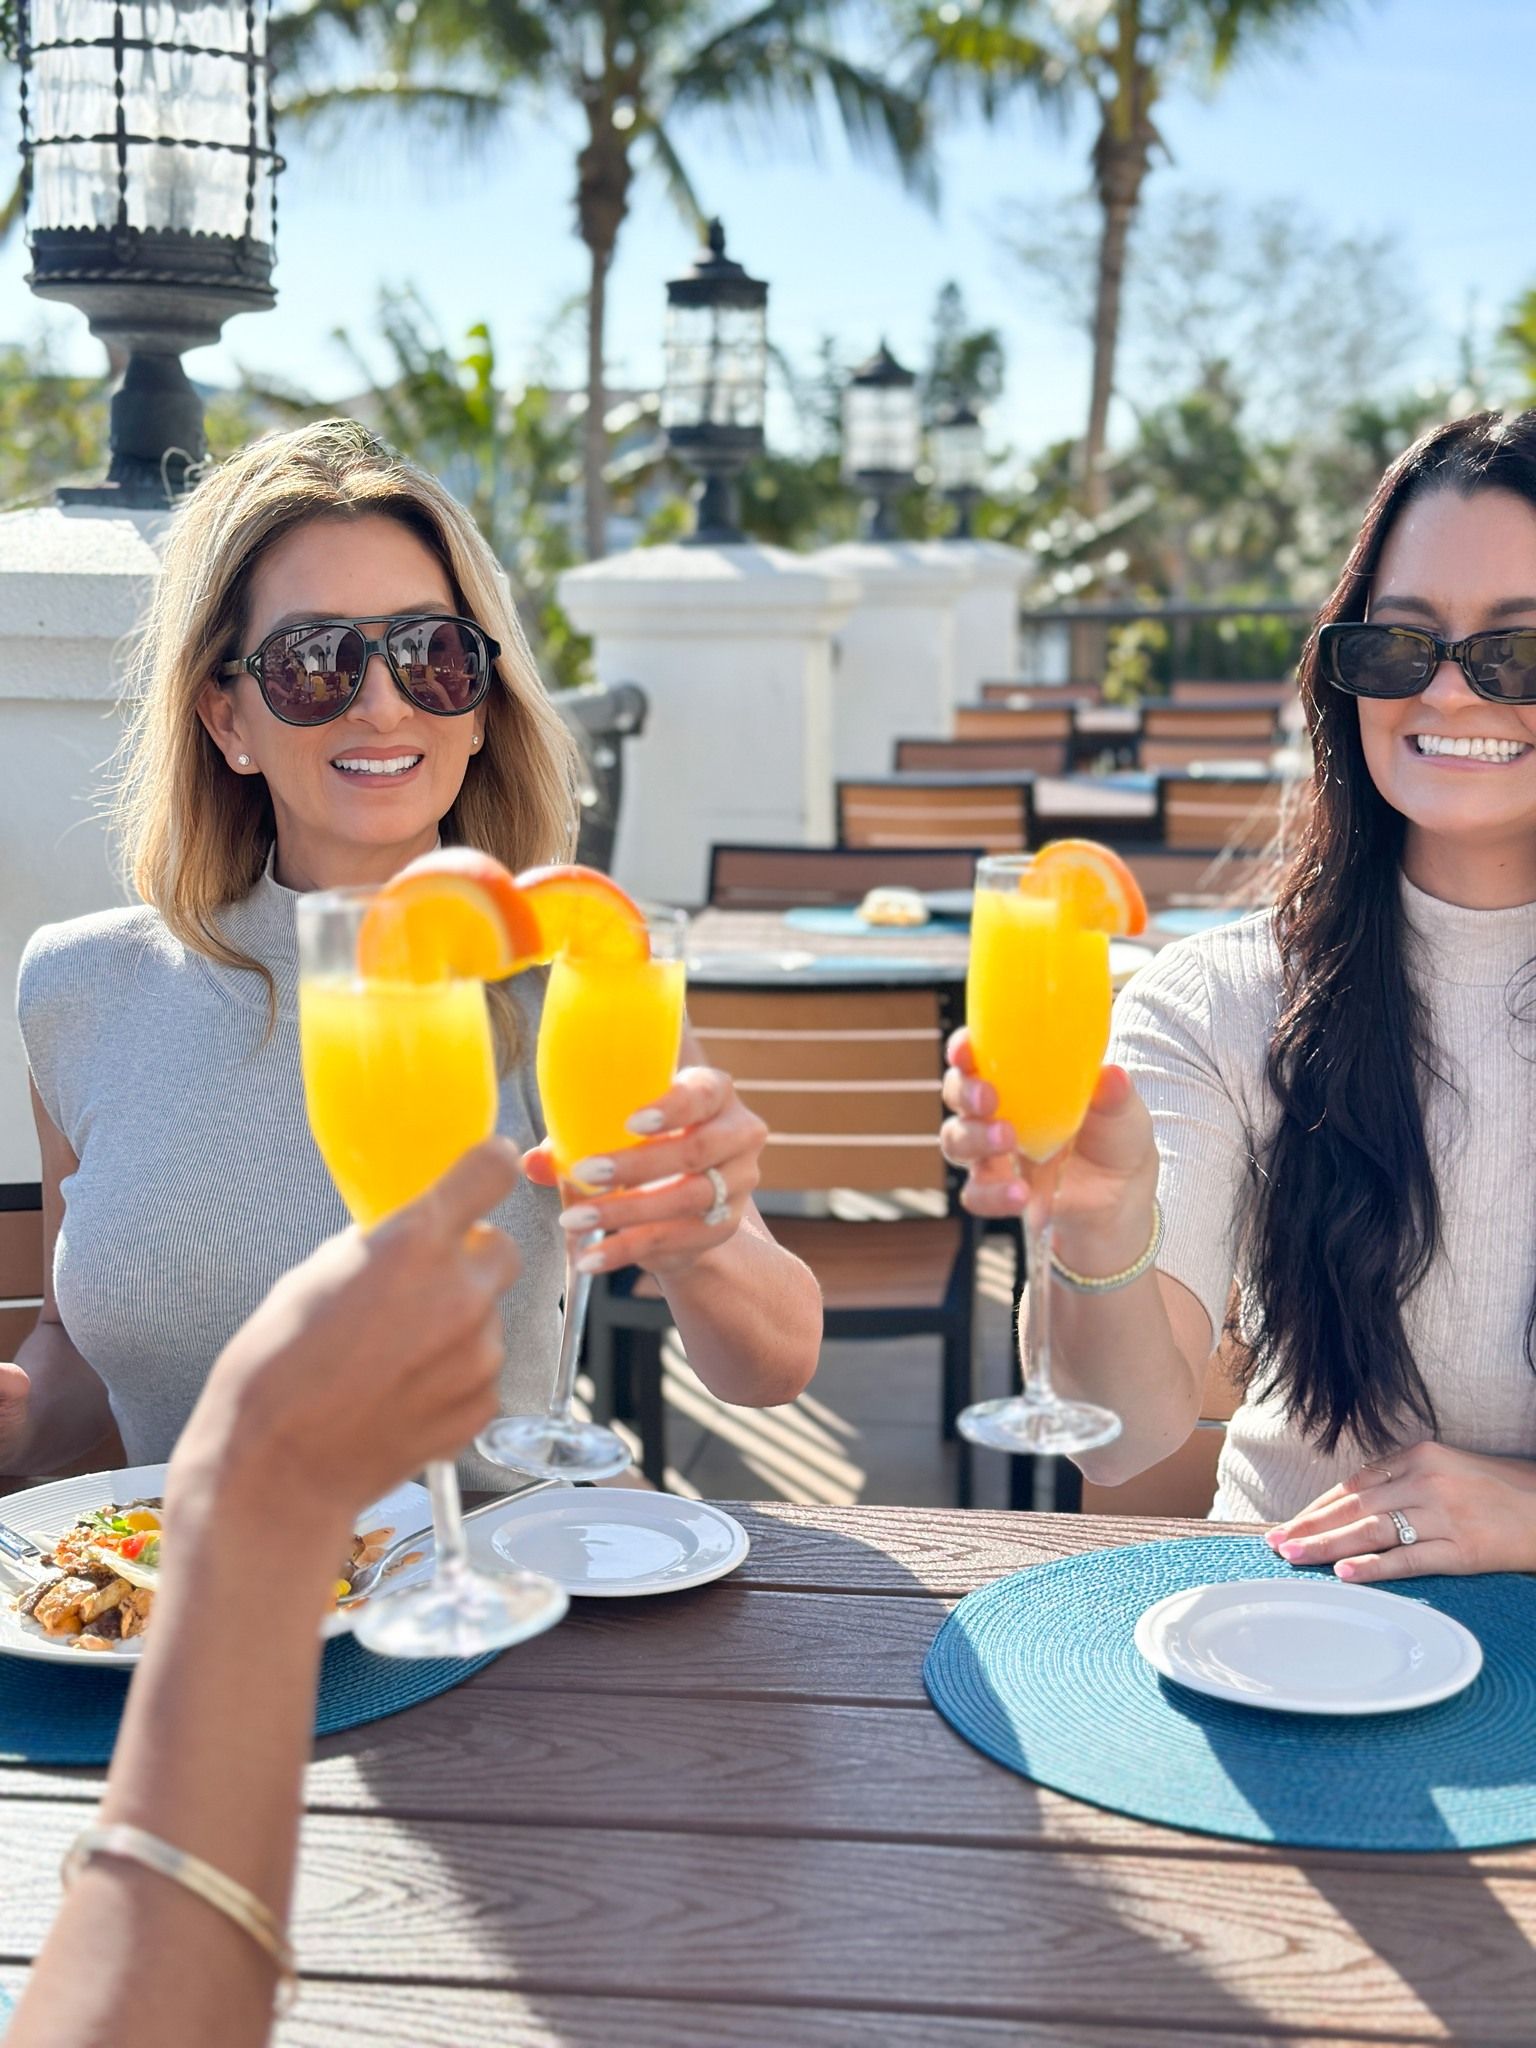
[859,886,931,928]
[12,1500,394,1651]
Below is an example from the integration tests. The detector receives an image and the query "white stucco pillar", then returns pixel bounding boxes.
[943,538,1030,695]
[558,542,860,908]
[0,505,166,1181]
[812,541,974,778]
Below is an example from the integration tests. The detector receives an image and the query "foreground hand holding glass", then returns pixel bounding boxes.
[958,842,1147,1459]
[297,853,569,1657]
[476,873,687,1482]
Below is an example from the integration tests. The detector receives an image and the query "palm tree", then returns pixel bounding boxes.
[910,0,1355,513]
[272,0,931,557]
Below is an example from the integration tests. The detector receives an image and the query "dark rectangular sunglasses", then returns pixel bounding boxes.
[1320,621,1536,705]
[217,613,499,727]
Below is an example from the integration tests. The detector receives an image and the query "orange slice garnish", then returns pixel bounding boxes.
[1023,839,1148,937]
[357,848,542,982]
[516,864,650,963]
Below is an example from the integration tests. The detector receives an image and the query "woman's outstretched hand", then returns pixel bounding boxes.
[939,1028,1159,1268]
[523,1067,768,1279]
[1268,1440,1536,1580]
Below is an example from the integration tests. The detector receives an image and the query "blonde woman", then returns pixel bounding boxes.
[5,420,819,1484]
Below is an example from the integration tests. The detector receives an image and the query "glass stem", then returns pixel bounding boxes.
[425,1458,470,1577]
[1022,1160,1061,1409]
[550,1208,602,1424]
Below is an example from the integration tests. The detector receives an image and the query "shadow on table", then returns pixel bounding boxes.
[350,1511,1293,2042]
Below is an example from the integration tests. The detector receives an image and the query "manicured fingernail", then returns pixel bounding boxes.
[571,1157,614,1186]
[575,1250,606,1274]
[963,1081,987,1115]
[989,1122,1011,1149]
[1335,1561,1358,1580]
[626,1108,666,1135]
[1279,1541,1305,1561]
[559,1204,600,1230]
[1007,1180,1028,1204]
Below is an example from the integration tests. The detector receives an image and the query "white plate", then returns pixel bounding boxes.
[484,1489,749,1598]
[0,1464,431,1667]
[1134,1577,1483,1715]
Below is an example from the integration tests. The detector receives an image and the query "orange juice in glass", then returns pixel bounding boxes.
[958,851,1126,1459]
[477,902,688,1483]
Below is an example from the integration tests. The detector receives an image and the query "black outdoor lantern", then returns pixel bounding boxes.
[662,218,768,546]
[930,401,987,538]
[841,340,920,541]
[18,0,282,508]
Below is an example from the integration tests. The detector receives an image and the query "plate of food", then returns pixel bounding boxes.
[0,1464,432,1665]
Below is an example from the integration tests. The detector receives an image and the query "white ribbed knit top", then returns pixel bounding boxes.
[1110,874,1536,1521]
[16,865,563,1490]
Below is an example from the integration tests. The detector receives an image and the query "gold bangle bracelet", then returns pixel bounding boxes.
[1051,1199,1163,1294]
[64,1822,297,2016]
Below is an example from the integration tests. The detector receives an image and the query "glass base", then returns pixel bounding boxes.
[351,1559,568,1659]
[476,1413,634,1483]
[958,1396,1123,1459]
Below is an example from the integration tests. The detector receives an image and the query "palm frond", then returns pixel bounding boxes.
[641,119,707,235]
[276,78,506,148]
[905,6,1079,125]
[1191,0,1356,74]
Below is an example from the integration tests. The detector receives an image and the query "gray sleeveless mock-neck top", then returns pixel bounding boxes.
[16,866,563,1489]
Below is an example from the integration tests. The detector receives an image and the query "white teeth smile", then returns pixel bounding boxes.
[1413,734,1531,763]
[332,755,423,776]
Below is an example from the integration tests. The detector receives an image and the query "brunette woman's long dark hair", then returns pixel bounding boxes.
[1247,408,1536,1456]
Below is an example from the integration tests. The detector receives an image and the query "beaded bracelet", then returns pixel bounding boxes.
[1051,1199,1163,1294]
[64,1822,298,2015]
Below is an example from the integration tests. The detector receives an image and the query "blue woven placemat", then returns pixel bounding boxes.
[0,1635,499,1767]
[924,1535,1536,1851]
[783,906,968,937]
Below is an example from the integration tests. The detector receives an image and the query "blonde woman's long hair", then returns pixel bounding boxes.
[115,417,582,1063]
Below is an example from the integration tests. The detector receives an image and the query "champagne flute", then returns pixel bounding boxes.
[477,906,688,1482]
[957,854,1123,1458]
[297,887,568,1658]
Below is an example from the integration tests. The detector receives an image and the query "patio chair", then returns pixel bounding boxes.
[1170,679,1297,709]
[894,736,1070,774]
[584,982,981,1503]
[952,705,1075,770]
[1087,841,1275,917]
[707,842,982,911]
[1138,703,1279,773]
[1157,771,1286,852]
[837,775,1035,852]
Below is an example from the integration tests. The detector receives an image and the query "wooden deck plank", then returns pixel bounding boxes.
[0,1971,1455,2048]
[3,1804,1534,2041]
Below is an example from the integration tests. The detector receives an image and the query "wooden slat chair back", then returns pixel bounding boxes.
[1171,679,1296,709]
[837,777,1033,853]
[1110,845,1275,915]
[0,1186,43,1368]
[708,843,982,912]
[1079,1315,1247,1518]
[894,737,1068,775]
[1159,773,1285,852]
[585,985,981,1499]
[1140,704,1279,773]
[1140,736,1279,771]
[953,706,1074,767]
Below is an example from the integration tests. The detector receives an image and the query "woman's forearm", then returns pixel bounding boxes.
[11,1320,119,1474]
[660,1214,821,1407]
[9,1504,340,2048]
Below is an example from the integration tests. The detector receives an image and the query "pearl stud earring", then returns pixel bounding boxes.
[470,734,481,750]
[236,754,252,768]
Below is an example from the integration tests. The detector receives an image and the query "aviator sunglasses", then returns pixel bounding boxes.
[1319,621,1536,706]
[217,613,499,727]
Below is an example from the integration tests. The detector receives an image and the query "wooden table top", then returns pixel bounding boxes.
[2,1502,1530,2046]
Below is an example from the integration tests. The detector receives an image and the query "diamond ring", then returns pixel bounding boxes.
[702,1165,731,1229]
[1388,1508,1419,1547]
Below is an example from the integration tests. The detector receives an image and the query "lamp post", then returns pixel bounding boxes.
[841,340,919,542]
[930,401,987,539]
[662,219,768,546]
[18,0,282,508]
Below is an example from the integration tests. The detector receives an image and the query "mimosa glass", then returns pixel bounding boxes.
[477,906,688,1482]
[297,888,568,1659]
[957,854,1124,1458]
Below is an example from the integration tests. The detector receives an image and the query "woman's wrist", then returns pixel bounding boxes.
[1052,1186,1160,1284]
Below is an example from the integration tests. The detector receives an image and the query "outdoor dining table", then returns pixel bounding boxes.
[1,1502,1527,2044]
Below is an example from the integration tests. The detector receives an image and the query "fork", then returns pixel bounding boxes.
[340,1478,567,1606]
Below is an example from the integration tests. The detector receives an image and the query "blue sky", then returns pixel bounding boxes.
[3,0,1533,466]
